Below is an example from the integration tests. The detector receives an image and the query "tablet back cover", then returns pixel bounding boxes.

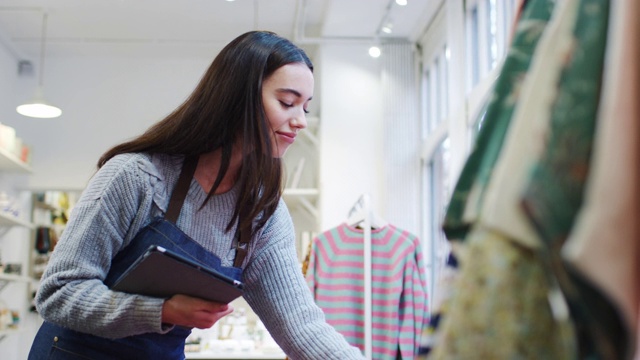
[111,246,243,304]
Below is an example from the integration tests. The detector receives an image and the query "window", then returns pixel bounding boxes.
[423,47,449,136]
[422,137,451,298]
[465,0,517,92]
[417,0,520,306]
[420,37,450,305]
[422,70,431,139]
[467,4,480,87]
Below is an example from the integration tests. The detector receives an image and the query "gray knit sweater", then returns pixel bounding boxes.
[35,152,364,359]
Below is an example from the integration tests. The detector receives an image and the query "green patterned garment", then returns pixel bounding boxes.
[521,0,609,250]
[428,0,614,358]
[442,0,556,241]
[521,1,620,358]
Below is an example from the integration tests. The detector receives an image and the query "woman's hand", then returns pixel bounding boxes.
[161,294,234,329]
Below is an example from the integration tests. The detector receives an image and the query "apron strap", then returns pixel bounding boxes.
[234,228,251,268]
[165,155,198,224]
[165,154,249,268]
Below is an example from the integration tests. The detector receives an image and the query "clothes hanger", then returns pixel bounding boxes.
[346,194,387,229]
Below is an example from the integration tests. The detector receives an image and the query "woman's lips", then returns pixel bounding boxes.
[277,131,296,144]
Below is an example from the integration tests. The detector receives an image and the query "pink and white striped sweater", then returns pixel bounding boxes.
[306,223,429,360]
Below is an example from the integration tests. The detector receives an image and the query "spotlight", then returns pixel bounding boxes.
[381,23,393,34]
[369,46,381,58]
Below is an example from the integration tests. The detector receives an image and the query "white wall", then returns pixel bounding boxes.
[8,55,212,191]
[316,43,385,230]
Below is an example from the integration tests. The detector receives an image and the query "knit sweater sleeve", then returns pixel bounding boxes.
[35,153,169,339]
[242,201,365,360]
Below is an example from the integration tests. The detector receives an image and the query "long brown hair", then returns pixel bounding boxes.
[97,31,313,237]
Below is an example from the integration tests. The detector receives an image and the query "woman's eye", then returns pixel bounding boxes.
[303,109,310,114]
[279,101,293,108]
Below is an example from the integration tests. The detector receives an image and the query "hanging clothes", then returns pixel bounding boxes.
[520,0,609,261]
[441,0,556,241]
[416,252,458,358]
[518,0,624,358]
[430,227,574,359]
[479,0,580,249]
[430,0,585,358]
[430,0,626,358]
[557,0,640,358]
[306,222,428,360]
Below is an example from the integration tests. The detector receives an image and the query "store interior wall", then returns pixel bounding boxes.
[317,42,386,231]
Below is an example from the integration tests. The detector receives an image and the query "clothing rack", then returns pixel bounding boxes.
[347,194,386,360]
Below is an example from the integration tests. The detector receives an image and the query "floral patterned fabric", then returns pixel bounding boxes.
[429,227,574,359]
[441,0,556,241]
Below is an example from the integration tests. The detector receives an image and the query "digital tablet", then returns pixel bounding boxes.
[111,245,243,304]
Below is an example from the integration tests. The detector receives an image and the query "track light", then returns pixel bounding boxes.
[381,22,393,34]
[368,45,381,58]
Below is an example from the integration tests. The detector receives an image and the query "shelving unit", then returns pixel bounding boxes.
[0,148,32,174]
[282,188,319,218]
[0,213,33,230]
[281,116,321,263]
[0,149,34,341]
[30,191,75,282]
[0,327,24,343]
[0,273,31,284]
[0,328,22,337]
[282,116,320,220]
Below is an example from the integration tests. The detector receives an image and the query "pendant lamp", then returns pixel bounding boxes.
[16,12,62,119]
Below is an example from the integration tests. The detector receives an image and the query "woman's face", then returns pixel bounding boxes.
[261,62,314,158]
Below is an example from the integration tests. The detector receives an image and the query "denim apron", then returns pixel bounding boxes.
[28,156,247,360]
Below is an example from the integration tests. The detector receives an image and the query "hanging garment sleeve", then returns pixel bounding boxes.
[165,155,199,224]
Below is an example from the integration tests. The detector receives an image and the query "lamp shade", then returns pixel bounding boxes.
[16,86,62,119]
[17,12,62,119]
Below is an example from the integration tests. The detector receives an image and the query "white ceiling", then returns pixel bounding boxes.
[0,0,433,62]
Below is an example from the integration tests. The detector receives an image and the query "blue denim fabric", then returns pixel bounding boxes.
[29,217,242,359]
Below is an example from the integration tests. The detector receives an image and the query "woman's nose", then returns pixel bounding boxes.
[292,112,307,130]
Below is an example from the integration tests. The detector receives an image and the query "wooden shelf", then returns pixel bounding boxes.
[0,147,32,173]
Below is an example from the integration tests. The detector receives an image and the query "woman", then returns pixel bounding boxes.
[29,31,364,360]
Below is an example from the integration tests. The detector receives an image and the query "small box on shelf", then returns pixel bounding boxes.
[0,124,31,169]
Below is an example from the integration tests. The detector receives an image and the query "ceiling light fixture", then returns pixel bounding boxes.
[368,45,381,58]
[16,11,62,119]
[395,0,408,6]
[381,22,393,34]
